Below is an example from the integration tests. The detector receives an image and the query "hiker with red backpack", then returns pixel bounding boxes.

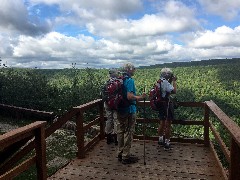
[101,68,119,145]
[150,68,177,150]
[116,63,147,164]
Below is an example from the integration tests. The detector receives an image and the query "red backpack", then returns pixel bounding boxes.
[149,79,163,111]
[102,76,130,110]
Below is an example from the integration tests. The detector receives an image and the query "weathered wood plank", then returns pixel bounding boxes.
[49,140,225,180]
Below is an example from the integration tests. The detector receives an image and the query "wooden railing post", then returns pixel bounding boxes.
[98,100,105,140]
[76,110,85,158]
[35,124,47,180]
[229,138,240,180]
[204,103,210,147]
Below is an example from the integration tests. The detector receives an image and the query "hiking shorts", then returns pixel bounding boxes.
[158,101,174,121]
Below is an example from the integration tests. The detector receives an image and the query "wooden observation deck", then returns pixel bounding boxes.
[48,140,224,180]
[0,99,240,180]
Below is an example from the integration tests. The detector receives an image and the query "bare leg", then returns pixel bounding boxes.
[158,121,166,136]
[164,120,172,139]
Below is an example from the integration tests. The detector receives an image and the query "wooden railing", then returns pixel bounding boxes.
[0,99,239,180]
[73,99,105,158]
[0,121,47,180]
[0,99,105,178]
[137,100,240,180]
[136,101,207,144]
[0,104,55,121]
[205,100,240,180]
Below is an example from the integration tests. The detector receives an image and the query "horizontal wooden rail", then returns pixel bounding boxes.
[0,156,36,180]
[45,108,78,137]
[0,137,32,164]
[0,104,54,120]
[84,134,101,152]
[136,118,204,125]
[209,122,230,163]
[209,141,228,180]
[133,135,204,144]
[137,101,205,108]
[83,117,100,132]
[74,99,102,112]
[0,121,47,180]
[205,100,240,147]
[0,121,46,149]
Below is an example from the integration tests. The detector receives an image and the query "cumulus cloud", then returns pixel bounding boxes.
[83,1,200,42]
[0,0,52,36]
[198,0,240,20]
[13,32,96,57]
[0,35,15,56]
[31,0,199,41]
[30,0,143,19]
[188,26,240,48]
[1,0,240,69]
[8,30,176,68]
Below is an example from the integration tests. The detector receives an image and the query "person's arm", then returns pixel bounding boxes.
[127,92,146,101]
[125,78,147,101]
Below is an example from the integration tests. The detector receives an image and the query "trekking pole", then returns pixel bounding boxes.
[143,83,146,165]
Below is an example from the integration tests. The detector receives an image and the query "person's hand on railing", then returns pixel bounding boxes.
[141,93,147,100]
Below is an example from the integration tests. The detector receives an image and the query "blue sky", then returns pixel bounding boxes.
[0,0,240,69]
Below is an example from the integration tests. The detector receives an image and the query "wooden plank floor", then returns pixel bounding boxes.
[48,140,225,180]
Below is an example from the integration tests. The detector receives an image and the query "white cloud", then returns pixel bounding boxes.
[188,26,240,48]
[30,0,143,19]
[13,32,96,58]
[198,0,240,20]
[101,1,198,41]
[0,35,15,56]
[33,0,200,41]
[8,30,176,68]
[1,0,240,69]
[0,0,51,36]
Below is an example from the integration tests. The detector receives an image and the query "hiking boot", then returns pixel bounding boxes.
[158,136,165,146]
[106,134,113,144]
[164,143,172,150]
[122,156,139,165]
[117,154,122,161]
[113,134,118,146]
[122,154,139,164]
[158,140,165,146]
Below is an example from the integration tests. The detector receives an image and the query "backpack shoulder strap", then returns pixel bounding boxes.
[156,79,162,96]
[156,79,162,88]
[121,75,131,85]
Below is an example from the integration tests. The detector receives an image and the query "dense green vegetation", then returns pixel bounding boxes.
[0,58,239,140]
[0,58,239,126]
[0,58,239,130]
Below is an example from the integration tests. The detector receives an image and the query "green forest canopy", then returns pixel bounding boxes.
[0,58,239,126]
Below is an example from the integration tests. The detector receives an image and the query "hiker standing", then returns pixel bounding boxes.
[102,68,119,145]
[157,68,177,150]
[117,63,146,164]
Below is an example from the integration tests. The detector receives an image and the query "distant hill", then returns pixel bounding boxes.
[139,58,240,69]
